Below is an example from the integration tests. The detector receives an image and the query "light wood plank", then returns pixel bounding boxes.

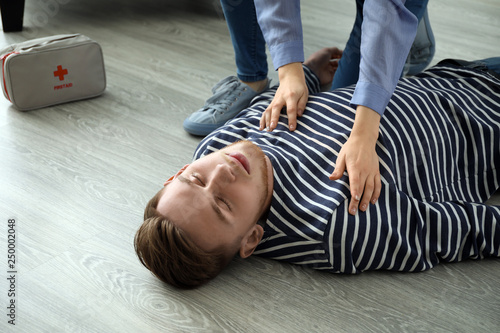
[1,0,499,332]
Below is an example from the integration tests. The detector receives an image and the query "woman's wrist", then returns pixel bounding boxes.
[351,105,381,141]
[278,62,305,81]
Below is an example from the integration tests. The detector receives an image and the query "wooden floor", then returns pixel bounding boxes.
[1,0,499,332]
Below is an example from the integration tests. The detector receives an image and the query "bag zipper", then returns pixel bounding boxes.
[15,34,82,54]
[1,51,18,102]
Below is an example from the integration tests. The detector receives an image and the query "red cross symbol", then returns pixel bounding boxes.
[53,65,68,81]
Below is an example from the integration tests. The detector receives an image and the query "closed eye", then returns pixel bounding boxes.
[217,196,231,211]
[177,174,229,223]
[191,174,231,211]
[192,173,205,186]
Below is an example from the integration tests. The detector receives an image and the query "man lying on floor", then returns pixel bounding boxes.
[135,48,500,288]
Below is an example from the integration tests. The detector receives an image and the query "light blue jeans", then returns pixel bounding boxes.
[220,0,431,86]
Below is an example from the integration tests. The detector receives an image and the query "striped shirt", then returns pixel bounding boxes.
[194,61,500,274]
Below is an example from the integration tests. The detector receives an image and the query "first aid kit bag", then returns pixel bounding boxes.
[1,34,106,111]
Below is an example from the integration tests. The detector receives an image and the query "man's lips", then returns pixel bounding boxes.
[227,152,250,174]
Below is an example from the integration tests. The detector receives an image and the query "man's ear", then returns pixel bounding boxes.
[239,224,264,259]
[163,164,189,186]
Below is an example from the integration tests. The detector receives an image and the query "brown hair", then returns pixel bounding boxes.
[134,187,233,289]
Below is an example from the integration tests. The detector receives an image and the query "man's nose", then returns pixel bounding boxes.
[211,163,236,184]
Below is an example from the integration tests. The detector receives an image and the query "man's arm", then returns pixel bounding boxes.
[331,0,418,215]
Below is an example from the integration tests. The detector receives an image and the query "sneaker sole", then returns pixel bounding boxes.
[183,119,221,136]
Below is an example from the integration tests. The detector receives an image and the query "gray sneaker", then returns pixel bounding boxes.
[183,76,269,136]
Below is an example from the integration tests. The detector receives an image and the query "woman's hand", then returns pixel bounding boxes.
[260,62,308,132]
[330,105,382,215]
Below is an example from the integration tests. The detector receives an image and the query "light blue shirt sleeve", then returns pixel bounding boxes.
[254,0,304,70]
[350,0,418,116]
[254,0,417,116]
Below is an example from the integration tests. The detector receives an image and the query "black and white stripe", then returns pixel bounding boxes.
[194,62,500,273]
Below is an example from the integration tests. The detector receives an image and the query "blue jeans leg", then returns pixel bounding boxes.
[479,57,500,75]
[331,0,431,89]
[220,0,268,82]
[331,0,363,90]
[404,0,428,26]
[404,0,435,75]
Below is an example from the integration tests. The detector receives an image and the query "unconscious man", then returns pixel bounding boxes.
[135,48,500,288]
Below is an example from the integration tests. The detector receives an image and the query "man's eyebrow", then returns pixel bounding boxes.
[177,175,191,185]
[177,175,229,224]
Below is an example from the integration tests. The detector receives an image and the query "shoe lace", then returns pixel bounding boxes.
[200,78,247,113]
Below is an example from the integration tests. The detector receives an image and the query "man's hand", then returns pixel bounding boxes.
[330,105,382,215]
[304,47,343,87]
[259,62,308,132]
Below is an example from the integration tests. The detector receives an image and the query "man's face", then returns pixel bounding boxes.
[156,141,274,255]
